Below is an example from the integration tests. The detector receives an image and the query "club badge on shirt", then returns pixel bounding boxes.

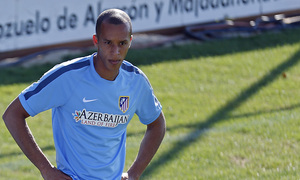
[119,96,129,113]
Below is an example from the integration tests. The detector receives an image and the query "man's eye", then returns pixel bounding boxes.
[120,42,127,46]
[105,41,111,45]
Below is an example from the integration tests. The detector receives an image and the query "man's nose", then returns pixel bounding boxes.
[111,45,120,55]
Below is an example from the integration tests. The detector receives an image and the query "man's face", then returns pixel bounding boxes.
[94,21,132,74]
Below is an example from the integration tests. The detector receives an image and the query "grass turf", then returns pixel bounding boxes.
[0,27,300,179]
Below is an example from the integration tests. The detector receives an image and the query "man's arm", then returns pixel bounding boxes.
[125,112,166,180]
[2,97,72,180]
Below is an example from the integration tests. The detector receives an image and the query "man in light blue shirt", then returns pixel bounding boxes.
[3,9,166,180]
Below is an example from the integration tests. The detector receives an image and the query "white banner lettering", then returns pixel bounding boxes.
[0,0,299,53]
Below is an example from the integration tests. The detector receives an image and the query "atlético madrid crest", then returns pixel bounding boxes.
[119,96,129,113]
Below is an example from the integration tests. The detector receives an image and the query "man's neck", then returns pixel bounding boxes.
[93,55,119,81]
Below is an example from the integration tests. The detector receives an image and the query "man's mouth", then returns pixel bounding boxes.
[109,60,121,65]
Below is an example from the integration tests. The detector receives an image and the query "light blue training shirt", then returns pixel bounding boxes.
[19,53,162,180]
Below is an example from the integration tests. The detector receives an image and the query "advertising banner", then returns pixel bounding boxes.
[0,0,299,53]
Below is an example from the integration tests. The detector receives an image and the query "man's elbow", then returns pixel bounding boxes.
[2,97,29,125]
[157,112,166,137]
[2,107,10,123]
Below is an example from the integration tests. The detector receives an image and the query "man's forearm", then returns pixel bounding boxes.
[6,118,53,173]
[127,112,166,179]
[2,98,54,174]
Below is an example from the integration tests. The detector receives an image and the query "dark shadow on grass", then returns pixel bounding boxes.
[126,103,300,139]
[127,28,300,67]
[0,151,23,159]
[223,103,300,121]
[0,145,55,159]
[162,103,300,134]
[141,48,300,178]
[1,28,300,85]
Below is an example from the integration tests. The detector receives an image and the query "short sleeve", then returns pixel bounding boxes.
[135,74,162,125]
[19,66,72,117]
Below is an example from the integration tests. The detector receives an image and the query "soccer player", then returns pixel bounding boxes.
[2,9,166,180]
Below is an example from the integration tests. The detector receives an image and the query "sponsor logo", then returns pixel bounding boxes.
[119,96,129,113]
[72,109,129,128]
[83,97,98,103]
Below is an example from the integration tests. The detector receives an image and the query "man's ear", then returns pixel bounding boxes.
[93,34,98,45]
[129,35,133,48]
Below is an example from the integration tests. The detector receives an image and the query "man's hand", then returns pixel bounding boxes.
[121,172,129,180]
[121,172,140,180]
[41,166,72,180]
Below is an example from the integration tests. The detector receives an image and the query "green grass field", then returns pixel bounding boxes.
[1,28,300,179]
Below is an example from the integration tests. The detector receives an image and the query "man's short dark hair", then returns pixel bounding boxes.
[96,9,132,38]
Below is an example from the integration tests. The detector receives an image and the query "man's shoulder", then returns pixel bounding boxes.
[47,54,92,75]
[121,60,152,86]
[59,54,92,70]
[121,60,143,75]
[36,54,92,86]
